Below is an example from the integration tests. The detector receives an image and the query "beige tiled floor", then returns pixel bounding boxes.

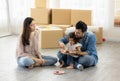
[0,35,120,81]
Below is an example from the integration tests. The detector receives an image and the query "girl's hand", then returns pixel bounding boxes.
[68,50,75,54]
[61,49,67,54]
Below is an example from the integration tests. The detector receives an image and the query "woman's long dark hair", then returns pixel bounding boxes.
[22,17,34,46]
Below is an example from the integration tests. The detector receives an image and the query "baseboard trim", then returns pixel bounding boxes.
[0,33,12,38]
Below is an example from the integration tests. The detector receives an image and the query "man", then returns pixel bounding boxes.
[57,21,98,71]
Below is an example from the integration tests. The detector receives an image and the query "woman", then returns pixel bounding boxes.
[16,17,57,69]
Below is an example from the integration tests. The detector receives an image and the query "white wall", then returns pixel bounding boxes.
[104,28,120,42]
[103,0,120,42]
[49,0,60,8]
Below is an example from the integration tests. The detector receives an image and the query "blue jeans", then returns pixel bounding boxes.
[77,55,95,67]
[57,51,68,66]
[17,55,57,67]
[57,51,95,68]
[67,55,78,66]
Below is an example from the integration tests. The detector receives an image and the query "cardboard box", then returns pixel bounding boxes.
[50,24,72,31]
[37,24,72,35]
[49,24,73,35]
[31,8,51,25]
[86,26,103,44]
[52,9,71,25]
[71,10,91,26]
[35,0,49,8]
[96,27,103,44]
[38,27,63,48]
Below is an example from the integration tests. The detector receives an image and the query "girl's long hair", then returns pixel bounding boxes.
[22,17,34,46]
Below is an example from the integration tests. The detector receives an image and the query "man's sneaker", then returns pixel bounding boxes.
[77,64,84,71]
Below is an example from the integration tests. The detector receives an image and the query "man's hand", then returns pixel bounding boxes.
[59,42,66,49]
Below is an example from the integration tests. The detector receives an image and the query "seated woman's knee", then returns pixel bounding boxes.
[19,56,35,67]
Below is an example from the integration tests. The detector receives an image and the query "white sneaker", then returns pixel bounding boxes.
[77,64,84,71]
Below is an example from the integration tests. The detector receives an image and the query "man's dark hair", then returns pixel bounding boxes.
[75,21,87,32]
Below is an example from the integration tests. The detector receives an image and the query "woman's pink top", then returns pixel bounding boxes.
[16,30,40,59]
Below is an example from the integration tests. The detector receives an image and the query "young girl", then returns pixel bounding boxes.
[16,17,57,69]
[60,32,82,69]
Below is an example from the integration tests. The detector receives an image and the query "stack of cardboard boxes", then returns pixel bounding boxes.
[31,8,51,25]
[31,0,64,48]
[52,9,91,26]
[31,0,51,25]
[31,1,103,48]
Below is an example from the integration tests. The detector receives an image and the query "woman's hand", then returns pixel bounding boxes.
[41,59,46,65]
[35,59,45,65]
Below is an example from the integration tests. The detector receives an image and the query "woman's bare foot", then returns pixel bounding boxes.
[28,65,34,69]
[34,62,41,67]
